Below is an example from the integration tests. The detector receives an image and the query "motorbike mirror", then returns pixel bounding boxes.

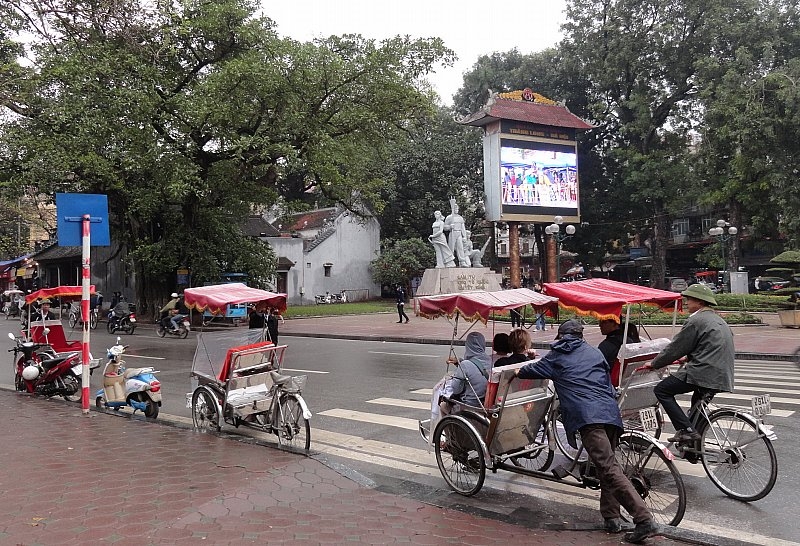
[7,332,14,340]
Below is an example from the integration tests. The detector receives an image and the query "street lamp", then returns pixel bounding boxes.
[545,216,576,282]
[708,219,738,292]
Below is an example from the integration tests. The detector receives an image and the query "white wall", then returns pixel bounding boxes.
[267,213,380,306]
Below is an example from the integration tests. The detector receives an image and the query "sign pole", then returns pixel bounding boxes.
[81,214,91,414]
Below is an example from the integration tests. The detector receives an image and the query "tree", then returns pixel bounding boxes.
[370,238,433,291]
[0,0,453,310]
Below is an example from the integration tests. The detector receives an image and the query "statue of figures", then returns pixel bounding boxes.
[444,198,470,267]
[429,210,456,268]
[463,230,490,267]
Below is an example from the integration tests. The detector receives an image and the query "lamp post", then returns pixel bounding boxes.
[708,219,738,292]
[544,216,576,282]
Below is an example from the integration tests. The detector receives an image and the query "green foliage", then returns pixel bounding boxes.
[0,0,452,305]
[370,238,433,288]
[771,250,800,265]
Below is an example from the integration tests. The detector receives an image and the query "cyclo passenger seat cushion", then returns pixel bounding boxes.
[616,338,671,386]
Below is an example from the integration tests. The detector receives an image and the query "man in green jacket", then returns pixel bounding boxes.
[647,284,735,443]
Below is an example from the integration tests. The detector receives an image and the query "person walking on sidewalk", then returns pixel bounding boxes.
[514,319,658,544]
[395,284,410,324]
[643,284,735,444]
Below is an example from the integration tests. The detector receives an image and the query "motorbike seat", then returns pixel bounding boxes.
[40,355,71,370]
[123,367,153,378]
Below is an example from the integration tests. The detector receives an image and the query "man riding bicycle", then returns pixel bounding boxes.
[641,283,735,443]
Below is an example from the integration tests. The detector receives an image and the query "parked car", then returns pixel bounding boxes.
[754,276,792,292]
[666,277,689,292]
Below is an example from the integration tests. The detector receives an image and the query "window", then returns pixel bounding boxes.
[499,243,507,256]
[701,217,715,234]
[522,242,530,255]
[323,263,332,277]
[671,218,689,237]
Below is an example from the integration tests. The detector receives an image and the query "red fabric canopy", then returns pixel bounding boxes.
[543,279,681,321]
[183,283,287,316]
[25,285,96,304]
[416,288,559,324]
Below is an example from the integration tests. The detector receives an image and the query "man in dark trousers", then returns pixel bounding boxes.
[395,284,410,324]
[515,319,658,543]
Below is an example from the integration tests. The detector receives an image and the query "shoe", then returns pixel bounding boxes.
[405,319,409,323]
[396,321,403,323]
[624,520,659,543]
[604,518,623,534]
[667,429,701,443]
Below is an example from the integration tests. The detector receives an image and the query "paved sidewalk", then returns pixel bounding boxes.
[1,391,712,546]
[280,311,800,360]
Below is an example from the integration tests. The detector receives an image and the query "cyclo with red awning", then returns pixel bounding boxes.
[415,287,686,527]
[183,283,311,452]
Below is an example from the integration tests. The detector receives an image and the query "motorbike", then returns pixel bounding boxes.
[95,339,161,419]
[155,315,190,339]
[8,331,85,401]
[107,310,137,335]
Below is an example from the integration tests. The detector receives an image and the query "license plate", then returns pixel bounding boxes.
[129,317,137,323]
[638,407,659,432]
[71,364,83,376]
[751,394,771,418]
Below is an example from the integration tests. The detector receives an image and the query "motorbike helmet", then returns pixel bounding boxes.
[171,292,178,298]
[22,365,40,381]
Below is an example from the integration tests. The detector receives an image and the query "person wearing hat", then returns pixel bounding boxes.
[644,283,734,445]
[32,298,56,322]
[159,292,184,332]
[514,319,658,544]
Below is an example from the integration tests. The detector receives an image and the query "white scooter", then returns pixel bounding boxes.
[95,338,162,419]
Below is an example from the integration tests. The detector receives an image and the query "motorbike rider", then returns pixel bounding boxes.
[109,295,130,330]
[160,292,186,332]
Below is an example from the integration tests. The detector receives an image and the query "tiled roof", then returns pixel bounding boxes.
[281,208,339,232]
[243,216,280,238]
[461,99,594,130]
[32,244,81,262]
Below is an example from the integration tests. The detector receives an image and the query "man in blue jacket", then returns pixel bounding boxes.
[515,319,658,544]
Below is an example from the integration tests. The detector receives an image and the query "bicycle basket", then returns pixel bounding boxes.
[287,375,307,393]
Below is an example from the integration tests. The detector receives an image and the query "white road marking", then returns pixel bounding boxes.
[281,367,329,374]
[125,354,166,360]
[367,397,431,410]
[317,408,420,430]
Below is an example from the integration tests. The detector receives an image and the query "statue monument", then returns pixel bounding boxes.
[418,198,501,296]
[429,210,456,268]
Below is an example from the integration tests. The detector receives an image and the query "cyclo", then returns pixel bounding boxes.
[545,278,778,502]
[183,283,311,452]
[416,288,687,528]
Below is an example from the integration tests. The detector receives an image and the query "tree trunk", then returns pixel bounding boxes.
[650,206,670,290]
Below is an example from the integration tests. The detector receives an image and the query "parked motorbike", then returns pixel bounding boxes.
[8,331,85,401]
[155,315,190,339]
[95,339,161,419]
[107,310,137,335]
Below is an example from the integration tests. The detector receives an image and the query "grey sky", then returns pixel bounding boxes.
[260,1,567,105]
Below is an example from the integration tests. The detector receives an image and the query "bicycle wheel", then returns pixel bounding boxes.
[433,417,485,496]
[90,311,98,330]
[276,394,310,452]
[616,432,686,527]
[510,423,554,471]
[699,409,777,501]
[552,405,587,463]
[68,312,78,329]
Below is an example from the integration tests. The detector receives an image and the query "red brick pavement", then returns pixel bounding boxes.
[0,391,692,545]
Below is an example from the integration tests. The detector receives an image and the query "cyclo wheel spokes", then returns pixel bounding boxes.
[276,394,310,452]
[510,423,553,472]
[700,409,777,502]
[615,432,686,527]
[433,417,485,496]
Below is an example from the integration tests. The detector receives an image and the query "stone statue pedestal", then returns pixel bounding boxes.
[415,267,502,297]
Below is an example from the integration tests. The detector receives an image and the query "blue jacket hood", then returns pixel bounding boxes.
[550,336,585,353]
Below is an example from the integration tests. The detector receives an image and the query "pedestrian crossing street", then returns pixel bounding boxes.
[312,360,799,546]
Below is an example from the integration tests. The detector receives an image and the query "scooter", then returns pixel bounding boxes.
[95,339,161,418]
[107,310,137,335]
[8,331,85,402]
[155,315,190,339]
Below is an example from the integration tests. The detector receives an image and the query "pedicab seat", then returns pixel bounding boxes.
[617,338,671,414]
[224,344,286,416]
